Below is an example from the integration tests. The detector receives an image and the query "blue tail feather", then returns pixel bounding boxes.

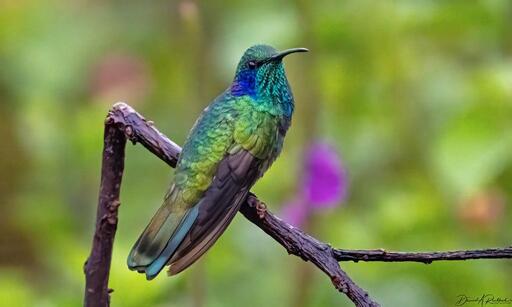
[144,205,199,280]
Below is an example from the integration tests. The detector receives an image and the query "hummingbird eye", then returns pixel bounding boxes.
[248,61,257,69]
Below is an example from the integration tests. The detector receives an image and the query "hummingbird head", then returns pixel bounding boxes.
[231,44,308,104]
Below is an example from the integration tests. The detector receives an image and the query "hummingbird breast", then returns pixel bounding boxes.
[233,95,290,167]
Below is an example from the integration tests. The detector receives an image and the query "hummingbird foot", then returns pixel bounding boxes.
[256,201,267,219]
[247,195,267,219]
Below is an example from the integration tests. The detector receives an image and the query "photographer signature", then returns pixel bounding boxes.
[456,294,512,306]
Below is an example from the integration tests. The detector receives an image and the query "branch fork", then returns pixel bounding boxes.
[84,102,512,307]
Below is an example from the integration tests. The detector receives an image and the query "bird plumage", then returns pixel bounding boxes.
[127,44,307,280]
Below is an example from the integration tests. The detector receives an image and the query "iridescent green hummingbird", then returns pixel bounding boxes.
[128,44,308,280]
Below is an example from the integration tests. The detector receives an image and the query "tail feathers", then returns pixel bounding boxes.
[144,205,199,279]
[127,188,199,280]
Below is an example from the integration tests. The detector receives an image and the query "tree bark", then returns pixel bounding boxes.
[334,247,512,263]
[84,117,126,307]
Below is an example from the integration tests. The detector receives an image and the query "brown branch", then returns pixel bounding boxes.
[240,196,377,306]
[84,102,512,307]
[84,114,126,307]
[334,247,512,263]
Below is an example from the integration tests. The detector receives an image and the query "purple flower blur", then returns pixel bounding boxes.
[282,141,348,226]
[304,142,347,208]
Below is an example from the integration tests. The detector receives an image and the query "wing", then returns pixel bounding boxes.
[167,147,262,275]
[127,147,262,280]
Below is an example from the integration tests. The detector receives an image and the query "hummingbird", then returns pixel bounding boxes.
[127,44,308,280]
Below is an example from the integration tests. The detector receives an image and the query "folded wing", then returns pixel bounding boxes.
[127,147,262,279]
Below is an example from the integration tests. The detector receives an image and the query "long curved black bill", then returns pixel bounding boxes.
[269,47,309,62]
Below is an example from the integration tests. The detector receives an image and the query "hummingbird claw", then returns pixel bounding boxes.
[256,201,267,219]
[247,195,267,219]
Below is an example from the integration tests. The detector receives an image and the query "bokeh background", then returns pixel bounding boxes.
[1,1,511,306]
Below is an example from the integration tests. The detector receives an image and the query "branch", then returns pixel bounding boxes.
[84,102,512,307]
[240,197,376,306]
[334,247,512,263]
[84,114,126,307]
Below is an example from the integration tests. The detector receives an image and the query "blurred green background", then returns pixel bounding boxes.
[1,0,511,306]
